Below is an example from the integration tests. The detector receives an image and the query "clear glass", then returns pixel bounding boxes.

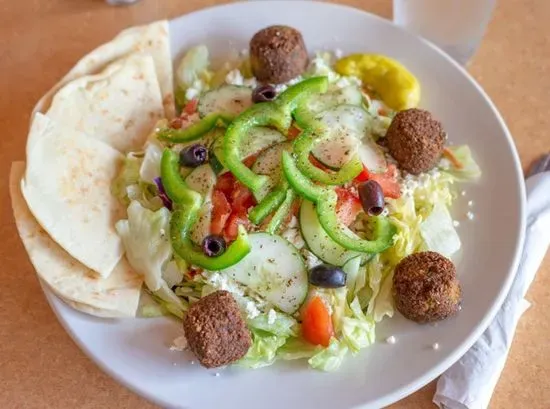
[393,0,497,65]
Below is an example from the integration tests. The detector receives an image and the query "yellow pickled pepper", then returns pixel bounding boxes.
[335,54,420,111]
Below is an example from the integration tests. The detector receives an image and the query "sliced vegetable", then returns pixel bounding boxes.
[282,151,396,254]
[335,187,363,226]
[299,200,362,266]
[179,144,208,168]
[223,77,329,195]
[266,189,296,234]
[301,296,333,347]
[184,163,217,198]
[309,264,347,288]
[210,189,231,235]
[294,131,362,185]
[198,85,253,118]
[157,113,231,143]
[220,233,308,314]
[160,149,202,206]
[201,234,227,257]
[248,188,287,225]
[358,180,385,216]
[335,54,421,111]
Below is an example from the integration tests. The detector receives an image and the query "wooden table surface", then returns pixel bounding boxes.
[0,0,548,408]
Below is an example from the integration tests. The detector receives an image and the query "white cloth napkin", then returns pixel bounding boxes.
[433,171,550,409]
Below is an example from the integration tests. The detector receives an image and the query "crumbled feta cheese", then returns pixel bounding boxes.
[432,342,440,350]
[468,200,474,207]
[170,335,188,351]
[173,362,177,366]
[185,87,200,101]
[302,249,322,270]
[206,272,245,296]
[287,216,298,229]
[453,220,460,227]
[466,211,475,220]
[243,77,258,88]
[386,335,397,344]
[334,48,343,59]
[214,372,220,377]
[225,69,244,86]
[380,208,390,217]
[461,190,466,196]
[267,308,277,325]
[281,226,305,249]
[190,360,195,365]
[159,228,166,237]
[245,300,261,319]
[274,76,303,93]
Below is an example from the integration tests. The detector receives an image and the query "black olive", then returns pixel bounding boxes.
[358,180,385,216]
[252,85,277,103]
[201,235,226,257]
[309,264,347,288]
[179,144,208,167]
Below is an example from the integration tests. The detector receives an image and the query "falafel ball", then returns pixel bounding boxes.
[183,290,251,368]
[386,108,445,175]
[250,25,308,84]
[393,251,461,323]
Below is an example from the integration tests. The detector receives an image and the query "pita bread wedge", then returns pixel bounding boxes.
[35,20,174,119]
[11,162,142,318]
[46,54,164,152]
[21,113,124,278]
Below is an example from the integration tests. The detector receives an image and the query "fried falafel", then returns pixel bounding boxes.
[183,290,251,368]
[392,251,461,323]
[250,25,309,84]
[386,108,445,175]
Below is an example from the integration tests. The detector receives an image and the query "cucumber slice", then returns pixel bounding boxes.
[241,127,286,159]
[198,85,252,118]
[220,233,308,314]
[294,86,363,127]
[300,200,362,266]
[358,139,387,173]
[251,142,292,192]
[311,105,370,169]
[189,200,213,245]
[184,163,217,197]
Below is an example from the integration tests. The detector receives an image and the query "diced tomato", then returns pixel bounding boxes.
[210,190,232,235]
[368,164,401,199]
[301,296,333,347]
[309,154,331,171]
[287,125,301,140]
[183,98,198,115]
[354,165,370,183]
[231,182,256,212]
[187,267,203,279]
[224,210,251,242]
[242,154,258,168]
[215,173,236,199]
[335,187,363,226]
[443,147,464,169]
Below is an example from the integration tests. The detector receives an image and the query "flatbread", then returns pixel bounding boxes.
[11,162,142,318]
[35,20,174,119]
[46,54,164,152]
[21,113,124,278]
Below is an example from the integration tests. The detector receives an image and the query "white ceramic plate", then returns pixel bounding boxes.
[40,2,525,408]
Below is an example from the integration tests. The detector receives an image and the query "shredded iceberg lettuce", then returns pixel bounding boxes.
[308,338,349,372]
[440,145,482,181]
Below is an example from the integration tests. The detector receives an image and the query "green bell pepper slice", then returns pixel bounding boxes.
[276,76,329,115]
[266,189,296,234]
[160,149,202,206]
[293,130,363,185]
[157,113,232,143]
[282,151,395,253]
[248,187,287,225]
[223,77,329,195]
[170,207,251,271]
[161,148,251,269]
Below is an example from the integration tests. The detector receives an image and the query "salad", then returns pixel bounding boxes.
[113,25,481,371]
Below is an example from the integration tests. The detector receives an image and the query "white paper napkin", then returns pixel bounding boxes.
[433,171,550,409]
